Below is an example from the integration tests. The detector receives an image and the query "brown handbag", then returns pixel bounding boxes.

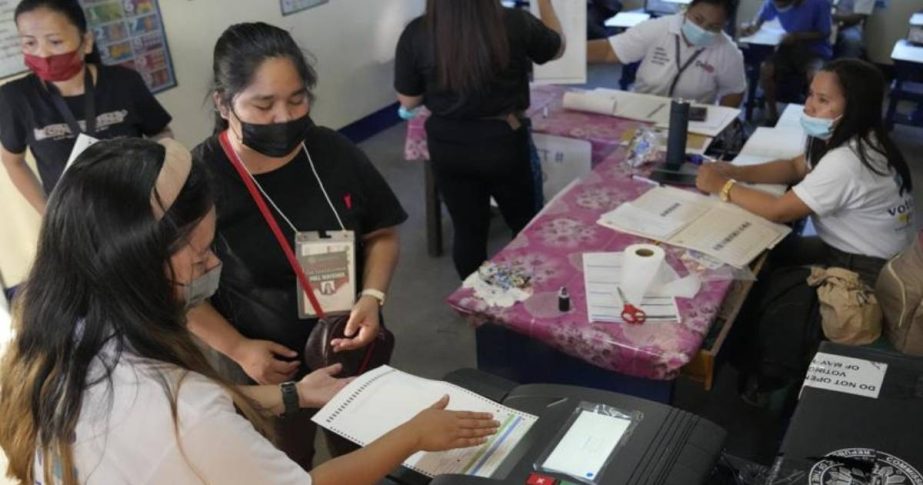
[220,131,394,377]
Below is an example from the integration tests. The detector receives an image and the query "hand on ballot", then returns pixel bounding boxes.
[297,363,352,408]
[739,22,759,37]
[403,395,501,452]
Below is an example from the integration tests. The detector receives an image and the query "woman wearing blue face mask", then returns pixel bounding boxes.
[696,59,914,283]
[188,23,409,470]
[587,0,746,107]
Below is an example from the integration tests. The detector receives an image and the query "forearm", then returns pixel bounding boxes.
[149,126,174,141]
[536,0,564,41]
[186,302,248,360]
[734,156,805,185]
[2,155,46,214]
[238,385,285,416]
[726,185,790,222]
[311,426,419,485]
[361,228,400,294]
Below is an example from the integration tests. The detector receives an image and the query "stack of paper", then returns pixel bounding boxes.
[598,186,791,267]
[739,127,805,160]
[313,366,537,479]
[739,19,785,46]
[583,252,681,324]
[590,88,741,137]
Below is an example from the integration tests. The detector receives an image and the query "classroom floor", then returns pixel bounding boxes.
[364,63,923,467]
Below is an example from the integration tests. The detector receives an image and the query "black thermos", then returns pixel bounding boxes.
[666,99,690,169]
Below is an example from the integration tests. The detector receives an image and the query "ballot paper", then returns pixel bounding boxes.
[531,0,586,84]
[739,127,806,160]
[583,252,695,324]
[313,366,537,478]
[739,19,785,46]
[598,186,791,267]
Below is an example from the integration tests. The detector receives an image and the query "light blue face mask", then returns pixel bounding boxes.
[398,106,418,121]
[181,262,222,309]
[800,113,840,140]
[681,18,718,47]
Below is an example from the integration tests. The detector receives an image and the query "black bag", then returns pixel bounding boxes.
[304,315,395,377]
[749,266,824,391]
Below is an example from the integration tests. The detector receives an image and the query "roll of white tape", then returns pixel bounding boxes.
[621,243,665,304]
[562,91,618,116]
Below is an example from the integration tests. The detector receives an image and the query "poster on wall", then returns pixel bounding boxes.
[0,0,176,93]
[281,0,328,16]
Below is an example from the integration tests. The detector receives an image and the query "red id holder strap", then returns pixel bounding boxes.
[217,131,326,319]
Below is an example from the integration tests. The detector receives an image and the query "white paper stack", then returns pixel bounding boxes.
[598,186,791,268]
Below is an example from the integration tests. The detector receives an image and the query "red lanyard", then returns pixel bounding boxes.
[218,130,326,319]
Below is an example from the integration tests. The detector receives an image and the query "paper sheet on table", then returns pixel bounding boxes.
[739,19,785,46]
[656,104,741,138]
[739,127,805,160]
[598,186,791,267]
[605,11,651,28]
[531,0,586,84]
[313,366,537,478]
[592,88,740,137]
[533,133,592,201]
[541,410,632,480]
[583,252,697,324]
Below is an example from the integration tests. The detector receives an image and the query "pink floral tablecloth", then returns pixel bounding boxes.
[446,154,735,381]
[406,84,735,380]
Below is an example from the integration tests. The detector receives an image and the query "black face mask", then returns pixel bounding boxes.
[237,112,314,157]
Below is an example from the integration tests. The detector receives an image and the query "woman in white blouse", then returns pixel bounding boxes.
[0,138,498,485]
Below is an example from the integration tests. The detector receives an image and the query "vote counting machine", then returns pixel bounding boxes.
[384,369,726,485]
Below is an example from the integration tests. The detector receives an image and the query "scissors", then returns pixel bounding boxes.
[617,287,646,325]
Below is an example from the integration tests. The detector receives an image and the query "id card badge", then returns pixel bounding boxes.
[65,133,100,171]
[296,230,356,319]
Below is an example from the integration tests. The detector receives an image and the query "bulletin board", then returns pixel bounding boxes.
[0,0,176,93]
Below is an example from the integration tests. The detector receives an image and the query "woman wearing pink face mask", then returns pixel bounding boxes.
[0,0,173,214]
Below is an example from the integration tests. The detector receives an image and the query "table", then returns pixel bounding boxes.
[886,40,923,130]
[405,85,641,257]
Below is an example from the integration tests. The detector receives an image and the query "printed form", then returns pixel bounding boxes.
[313,366,537,478]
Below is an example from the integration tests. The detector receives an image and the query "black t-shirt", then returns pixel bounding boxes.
[193,126,408,357]
[0,64,172,193]
[394,8,562,119]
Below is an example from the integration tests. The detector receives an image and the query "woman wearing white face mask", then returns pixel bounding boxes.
[587,0,746,107]
[0,138,498,485]
[696,59,914,284]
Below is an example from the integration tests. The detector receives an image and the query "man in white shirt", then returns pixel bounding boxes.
[588,0,747,107]
[833,0,876,58]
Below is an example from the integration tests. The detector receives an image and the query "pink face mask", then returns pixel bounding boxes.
[23,50,84,82]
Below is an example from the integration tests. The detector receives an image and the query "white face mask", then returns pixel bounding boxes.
[180,262,222,308]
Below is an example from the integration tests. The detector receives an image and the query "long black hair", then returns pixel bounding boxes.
[15,0,102,63]
[425,0,510,94]
[210,22,318,133]
[807,59,913,195]
[0,139,268,484]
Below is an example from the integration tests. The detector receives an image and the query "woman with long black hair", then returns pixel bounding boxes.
[696,58,914,283]
[394,0,565,278]
[0,138,497,485]
[0,0,172,214]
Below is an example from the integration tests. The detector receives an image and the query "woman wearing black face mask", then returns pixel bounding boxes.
[189,22,408,470]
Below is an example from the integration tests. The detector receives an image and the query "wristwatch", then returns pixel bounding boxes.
[360,288,386,307]
[720,179,738,202]
[280,381,299,418]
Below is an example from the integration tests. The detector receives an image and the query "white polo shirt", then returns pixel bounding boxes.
[792,138,914,260]
[609,14,747,104]
[33,344,312,484]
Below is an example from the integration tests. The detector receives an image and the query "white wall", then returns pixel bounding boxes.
[156,0,426,148]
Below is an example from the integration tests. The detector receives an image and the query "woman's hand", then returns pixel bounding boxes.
[739,22,759,37]
[331,295,381,352]
[297,363,352,408]
[231,338,299,384]
[404,396,500,452]
[696,163,733,195]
